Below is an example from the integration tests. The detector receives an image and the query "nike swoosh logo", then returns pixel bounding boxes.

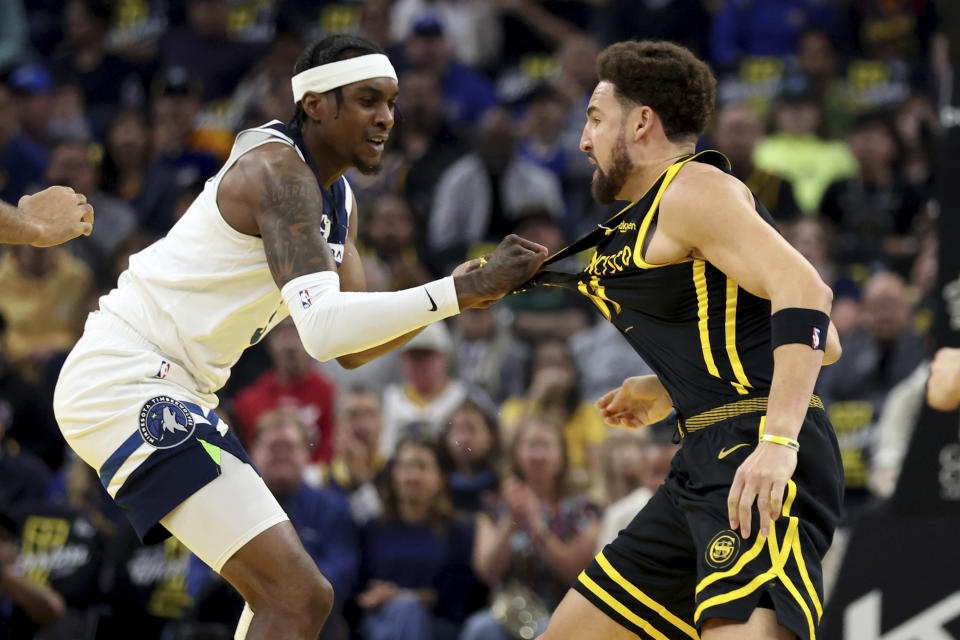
[718,443,750,460]
[425,289,438,312]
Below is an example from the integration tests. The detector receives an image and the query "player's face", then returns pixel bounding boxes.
[580,81,634,204]
[334,77,398,174]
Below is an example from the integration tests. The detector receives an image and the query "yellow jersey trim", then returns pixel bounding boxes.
[724,278,753,395]
[693,260,720,378]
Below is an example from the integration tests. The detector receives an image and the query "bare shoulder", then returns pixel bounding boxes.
[658,162,758,246]
[222,141,335,286]
[218,142,310,236]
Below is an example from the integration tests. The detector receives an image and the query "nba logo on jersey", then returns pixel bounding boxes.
[153,361,171,379]
[812,327,821,349]
[299,289,312,309]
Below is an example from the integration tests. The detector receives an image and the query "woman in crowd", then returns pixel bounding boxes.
[463,416,600,640]
[440,399,501,514]
[357,435,482,640]
[500,338,608,490]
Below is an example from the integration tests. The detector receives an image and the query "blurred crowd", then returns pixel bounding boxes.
[0,0,949,638]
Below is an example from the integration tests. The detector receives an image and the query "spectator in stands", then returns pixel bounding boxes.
[43,138,138,284]
[895,93,939,199]
[0,395,51,508]
[451,306,527,403]
[0,511,66,638]
[6,496,107,638]
[600,0,709,59]
[820,113,923,271]
[232,317,338,462]
[495,0,590,67]
[401,15,497,132]
[595,431,651,550]
[0,311,62,470]
[100,108,179,235]
[394,68,469,220]
[848,0,938,64]
[440,400,500,514]
[753,79,858,214]
[570,319,654,403]
[6,63,57,149]
[0,245,92,384]
[710,0,838,71]
[324,386,388,525]
[381,322,479,455]
[500,338,608,490]
[0,81,48,204]
[465,416,600,640]
[148,66,221,182]
[712,102,799,221]
[99,529,195,640]
[365,194,432,290]
[158,0,263,102]
[429,107,564,269]
[817,271,925,514]
[784,218,836,286]
[54,0,144,138]
[357,435,480,640]
[391,2,502,70]
[794,29,852,138]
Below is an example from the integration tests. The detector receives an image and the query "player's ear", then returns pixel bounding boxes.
[301,91,328,124]
[633,106,653,141]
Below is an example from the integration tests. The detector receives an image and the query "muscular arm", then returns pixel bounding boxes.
[220,144,547,362]
[662,167,831,439]
[335,194,425,369]
[660,166,832,538]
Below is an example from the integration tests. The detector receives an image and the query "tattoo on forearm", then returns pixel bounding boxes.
[258,161,336,284]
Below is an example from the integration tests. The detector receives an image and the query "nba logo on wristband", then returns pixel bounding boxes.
[299,289,312,309]
[812,327,821,349]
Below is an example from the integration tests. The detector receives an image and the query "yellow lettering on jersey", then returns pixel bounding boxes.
[578,276,621,320]
[585,245,633,277]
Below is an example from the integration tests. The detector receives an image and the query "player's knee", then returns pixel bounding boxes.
[243,564,333,632]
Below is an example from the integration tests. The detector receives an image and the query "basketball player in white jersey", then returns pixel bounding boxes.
[53,34,546,640]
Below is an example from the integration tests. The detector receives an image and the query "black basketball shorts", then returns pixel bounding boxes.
[574,405,843,640]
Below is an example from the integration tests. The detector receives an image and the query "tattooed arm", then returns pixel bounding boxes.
[219,144,549,362]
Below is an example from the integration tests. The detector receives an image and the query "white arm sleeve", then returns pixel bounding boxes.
[281,271,460,362]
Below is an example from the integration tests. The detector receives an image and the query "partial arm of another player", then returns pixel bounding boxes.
[234,145,547,362]
[0,187,94,246]
[661,167,832,539]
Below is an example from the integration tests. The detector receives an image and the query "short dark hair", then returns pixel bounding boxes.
[596,40,716,141]
[290,34,386,129]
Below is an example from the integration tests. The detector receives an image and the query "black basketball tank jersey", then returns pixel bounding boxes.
[546,151,778,417]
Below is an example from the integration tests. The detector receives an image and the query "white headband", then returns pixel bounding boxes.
[291,54,398,104]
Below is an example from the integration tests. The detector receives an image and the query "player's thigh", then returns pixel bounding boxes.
[540,590,641,640]
[701,608,794,640]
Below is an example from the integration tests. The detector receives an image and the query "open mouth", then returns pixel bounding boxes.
[366,135,388,151]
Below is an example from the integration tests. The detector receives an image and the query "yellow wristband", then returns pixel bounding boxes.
[759,434,799,452]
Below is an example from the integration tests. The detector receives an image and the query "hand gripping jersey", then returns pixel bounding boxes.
[99,121,352,394]
[528,151,778,418]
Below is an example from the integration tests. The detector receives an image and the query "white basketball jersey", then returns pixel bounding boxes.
[99,121,353,394]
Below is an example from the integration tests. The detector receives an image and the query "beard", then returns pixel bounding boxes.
[591,133,633,204]
[351,153,382,175]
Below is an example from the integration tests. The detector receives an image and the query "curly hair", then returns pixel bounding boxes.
[290,34,386,129]
[596,40,716,141]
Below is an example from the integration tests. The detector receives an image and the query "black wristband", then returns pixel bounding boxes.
[770,307,830,351]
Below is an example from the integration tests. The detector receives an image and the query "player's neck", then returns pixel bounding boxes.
[301,122,349,189]
[620,140,696,203]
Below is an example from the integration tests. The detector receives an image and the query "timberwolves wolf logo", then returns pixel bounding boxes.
[138,396,195,449]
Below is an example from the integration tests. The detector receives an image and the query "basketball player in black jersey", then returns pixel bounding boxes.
[534,41,843,640]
